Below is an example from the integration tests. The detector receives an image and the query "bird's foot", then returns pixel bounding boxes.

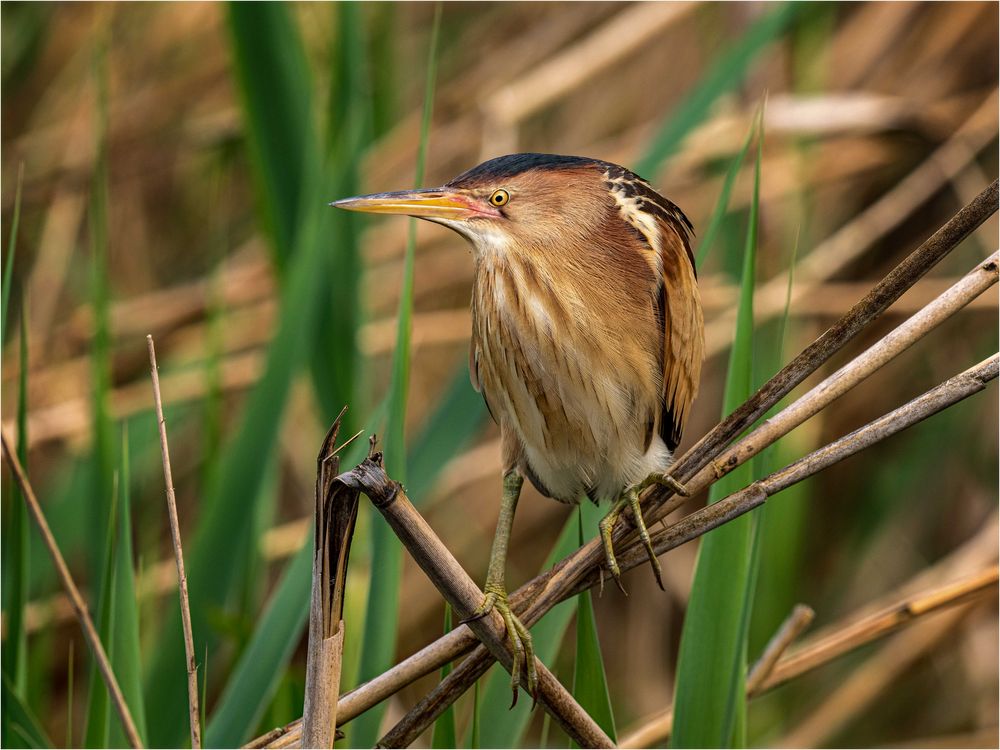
[599,480,671,593]
[462,583,537,707]
[635,470,691,497]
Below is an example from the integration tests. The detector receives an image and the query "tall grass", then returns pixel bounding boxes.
[350,7,442,745]
[671,112,763,749]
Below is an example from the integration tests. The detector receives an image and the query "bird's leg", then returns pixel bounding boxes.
[599,484,665,592]
[599,468,691,591]
[462,471,537,706]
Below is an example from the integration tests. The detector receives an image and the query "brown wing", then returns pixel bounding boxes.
[656,215,703,451]
[600,163,704,451]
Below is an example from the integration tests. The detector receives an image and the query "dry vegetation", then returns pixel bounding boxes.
[1,2,997,748]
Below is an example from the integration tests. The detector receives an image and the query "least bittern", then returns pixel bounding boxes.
[334,153,704,702]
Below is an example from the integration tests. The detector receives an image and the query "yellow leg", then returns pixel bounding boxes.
[599,470,688,591]
[462,471,538,706]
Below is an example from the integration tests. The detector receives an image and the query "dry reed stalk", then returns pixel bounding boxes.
[302,415,353,749]
[147,335,201,749]
[658,249,999,525]
[337,450,614,749]
[1,429,144,749]
[619,603,816,749]
[247,186,998,749]
[302,420,358,747]
[781,606,984,747]
[619,567,998,748]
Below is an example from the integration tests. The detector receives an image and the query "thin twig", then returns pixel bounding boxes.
[1,429,144,749]
[147,335,201,749]
[746,604,816,693]
[619,603,816,748]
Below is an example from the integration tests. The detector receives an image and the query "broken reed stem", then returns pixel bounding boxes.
[302,415,351,749]
[1,429,144,749]
[146,335,201,750]
[248,187,998,750]
[746,604,816,694]
[339,456,614,749]
[762,565,999,690]
[619,566,997,748]
[620,603,816,749]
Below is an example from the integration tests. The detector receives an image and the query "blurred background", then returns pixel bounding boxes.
[1,2,997,748]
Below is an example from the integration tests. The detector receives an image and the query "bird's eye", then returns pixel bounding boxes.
[489,189,510,207]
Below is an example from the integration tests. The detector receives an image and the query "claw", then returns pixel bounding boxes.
[626,489,664,591]
[470,585,538,706]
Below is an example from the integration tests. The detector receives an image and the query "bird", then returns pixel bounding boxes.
[333,153,704,703]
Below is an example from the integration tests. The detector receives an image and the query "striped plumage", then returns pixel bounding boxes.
[333,153,704,701]
[455,155,704,504]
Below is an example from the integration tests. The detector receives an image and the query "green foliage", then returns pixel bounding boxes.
[1,672,51,750]
[2,305,29,707]
[1,162,22,343]
[350,6,442,746]
[204,538,312,747]
[671,115,763,749]
[431,605,458,748]
[571,503,617,746]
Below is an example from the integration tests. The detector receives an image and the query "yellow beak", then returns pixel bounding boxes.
[330,188,478,221]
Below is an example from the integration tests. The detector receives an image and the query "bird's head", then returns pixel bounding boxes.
[331,153,679,259]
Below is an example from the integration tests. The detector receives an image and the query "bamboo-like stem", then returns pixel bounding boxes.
[619,566,997,748]
[619,603,816,749]
[146,335,201,750]
[247,187,998,750]
[337,454,614,749]
[1,429,144,749]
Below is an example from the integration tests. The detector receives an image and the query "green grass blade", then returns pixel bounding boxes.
[408,364,488,503]
[571,503,616,746]
[696,115,757,269]
[431,605,458,748]
[469,680,481,749]
[106,430,147,747]
[226,2,312,270]
[204,539,313,747]
[671,114,763,749]
[228,1,361,424]
[88,34,115,598]
[636,2,801,176]
[2,304,30,700]
[83,474,119,748]
[351,7,442,745]
[1,162,23,344]
[473,514,581,748]
[1,671,51,750]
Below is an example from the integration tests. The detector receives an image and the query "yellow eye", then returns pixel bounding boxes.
[489,189,510,207]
